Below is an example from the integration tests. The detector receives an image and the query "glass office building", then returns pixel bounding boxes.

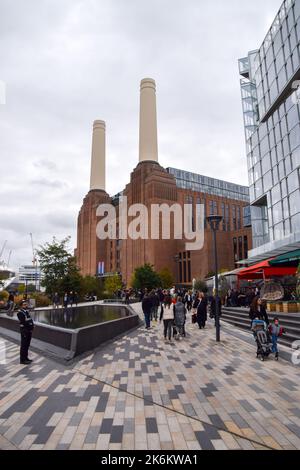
[239,0,300,262]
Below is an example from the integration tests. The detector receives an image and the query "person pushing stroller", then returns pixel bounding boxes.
[251,316,272,362]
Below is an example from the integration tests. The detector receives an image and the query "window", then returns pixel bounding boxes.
[244,236,249,259]
[238,237,243,261]
[237,206,241,230]
[233,238,238,263]
[232,206,237,230]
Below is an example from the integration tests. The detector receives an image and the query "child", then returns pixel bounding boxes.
[269,317,285,361]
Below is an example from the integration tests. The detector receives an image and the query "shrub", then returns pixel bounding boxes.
[0,290,9,302]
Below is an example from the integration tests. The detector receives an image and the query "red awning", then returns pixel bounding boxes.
[238,259,297,280]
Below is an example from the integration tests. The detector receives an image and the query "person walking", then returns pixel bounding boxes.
[173,297,187,339]
[53,292,60,309]
[184,291,193,312]
[210,295,222,327]
[268,317,285,360]
[151,290,160,322]
[7,292,15,317]
[63,292,69,309]
[196,292,208,329]
[142,293,153,330]
[17,300,34,365]
[160,299,175,343]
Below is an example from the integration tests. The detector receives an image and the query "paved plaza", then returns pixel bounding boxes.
[1,304,300,451]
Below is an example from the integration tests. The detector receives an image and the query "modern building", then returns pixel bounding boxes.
[239,0,300,264]
[18,265,42,286]
[76,78,252,285]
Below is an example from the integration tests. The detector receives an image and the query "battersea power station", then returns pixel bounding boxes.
[76,78,252,286]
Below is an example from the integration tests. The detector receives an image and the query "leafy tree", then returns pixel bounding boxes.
[131,264,161,291]
[81,275,102,298]
[194,279,208,293]
[37,237,81,296]
[104,274,122,297]
[159,268,174,289]
[18,284,26,294]
[58,257,83,295]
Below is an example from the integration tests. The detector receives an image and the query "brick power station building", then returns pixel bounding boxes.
[76,78,252,286]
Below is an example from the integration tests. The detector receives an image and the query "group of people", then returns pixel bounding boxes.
[141,288,222,344]
[225,287,260,308]
[52,291,79,309]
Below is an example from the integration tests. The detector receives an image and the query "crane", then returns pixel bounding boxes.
[6,250,12,268]
[0,240,7,262]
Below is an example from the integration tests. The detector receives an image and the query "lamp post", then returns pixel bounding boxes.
[206,215,223,343]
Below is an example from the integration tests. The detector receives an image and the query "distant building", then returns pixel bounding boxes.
[76,78,252,285]
[19,265,41,285]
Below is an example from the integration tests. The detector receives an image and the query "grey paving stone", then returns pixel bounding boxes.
[110,426,123,443]
[146,418,158,434]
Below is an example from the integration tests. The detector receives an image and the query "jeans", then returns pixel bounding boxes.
[144,312,151,328]
[163,319,173,340]
[272,335,278,354]
[152,306,158,321]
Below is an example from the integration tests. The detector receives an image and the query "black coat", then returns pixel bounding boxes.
[197,298,207,321]
[210,296,222,318]
[142,296,153,315]
[249,305,269,324]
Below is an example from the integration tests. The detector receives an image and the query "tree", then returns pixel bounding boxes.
[194,279,208,293]
[37,237,81,296]
[58,257,83,295]
[104,274,122,297]
[131,264,161,291]
[159,268,174,289]
[81,275,102,298]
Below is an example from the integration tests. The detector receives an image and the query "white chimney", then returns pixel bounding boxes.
[90,120,106,191]
[139,78,158,163]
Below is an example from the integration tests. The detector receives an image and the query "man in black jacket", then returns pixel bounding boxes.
[17,300,34,365]
[142,293,152,329]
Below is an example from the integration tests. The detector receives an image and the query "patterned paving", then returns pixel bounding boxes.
[1,303,300,450]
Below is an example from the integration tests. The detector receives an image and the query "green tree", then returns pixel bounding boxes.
[104,274,122,297]
[131,264,161,291]
[194,279,208,293]
[81,275,102,298]
[159,268,174,289]
[58,257,83,295]
[37,237,81,296]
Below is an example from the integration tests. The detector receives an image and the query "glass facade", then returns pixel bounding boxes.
[239,0,300,257]
[167,168,250,202]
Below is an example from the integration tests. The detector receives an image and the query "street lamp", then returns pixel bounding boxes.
[206,215,223,343]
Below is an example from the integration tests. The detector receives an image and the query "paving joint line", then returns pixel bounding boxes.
[74,367,274,451]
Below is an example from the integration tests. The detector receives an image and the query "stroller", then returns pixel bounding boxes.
[251,319,272,362]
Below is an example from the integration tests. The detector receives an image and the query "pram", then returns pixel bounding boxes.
[251,319,272,362]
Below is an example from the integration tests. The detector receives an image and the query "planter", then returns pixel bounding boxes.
[267,302,276,312]
[275,302,283,313]
[282,302,299,313]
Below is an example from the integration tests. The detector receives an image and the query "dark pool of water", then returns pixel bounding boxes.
[33,304,131,330]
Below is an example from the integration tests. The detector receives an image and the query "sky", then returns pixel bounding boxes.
[0,0,282,269]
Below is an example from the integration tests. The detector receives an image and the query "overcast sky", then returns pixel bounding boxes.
[0,0,282,269]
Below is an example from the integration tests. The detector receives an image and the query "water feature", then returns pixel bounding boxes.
[33,304,131,330]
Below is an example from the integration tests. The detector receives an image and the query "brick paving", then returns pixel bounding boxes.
[0,303,300,450]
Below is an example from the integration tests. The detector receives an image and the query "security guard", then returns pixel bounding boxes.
[17,300,34,365]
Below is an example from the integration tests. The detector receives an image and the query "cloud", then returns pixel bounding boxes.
[0,0,282,268]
